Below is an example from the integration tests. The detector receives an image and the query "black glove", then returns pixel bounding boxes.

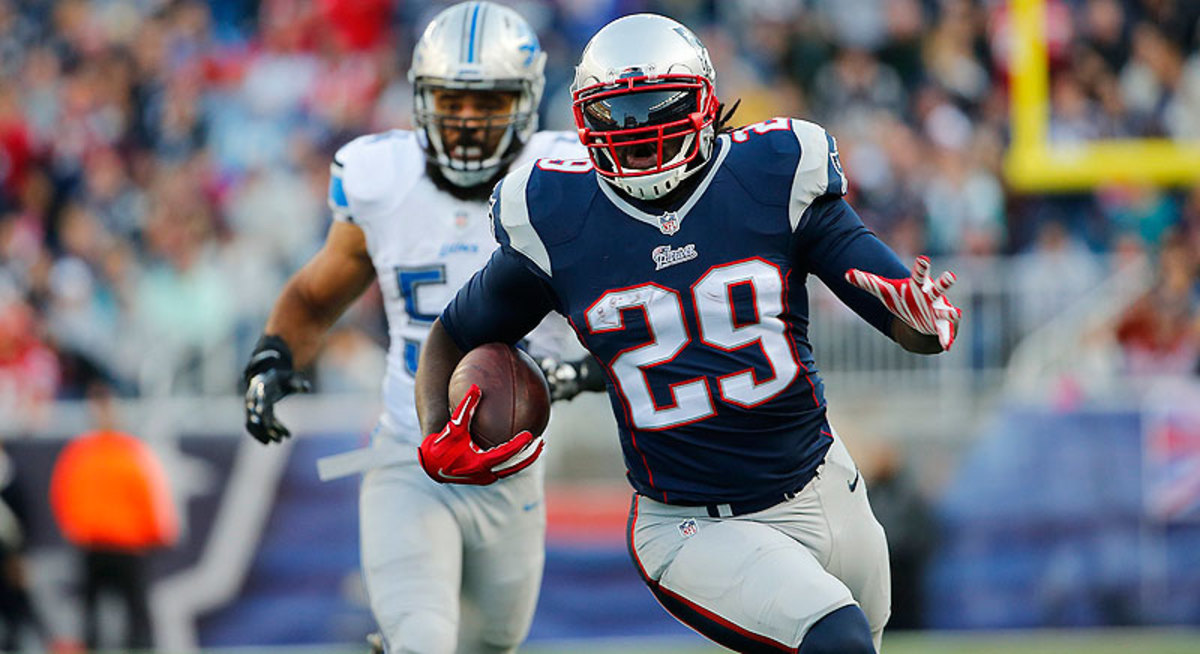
[242,335,311,444]
[538,355,606,402]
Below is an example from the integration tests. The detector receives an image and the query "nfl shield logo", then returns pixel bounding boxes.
[678,518,698,538]
[455,210,470,229]
[658,211,680,236]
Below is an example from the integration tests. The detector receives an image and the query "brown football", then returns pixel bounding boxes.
[448,343,551,449]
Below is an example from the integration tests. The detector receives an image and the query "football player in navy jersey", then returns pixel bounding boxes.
[414,13,962,654]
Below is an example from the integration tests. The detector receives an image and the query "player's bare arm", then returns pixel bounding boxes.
[264,220,376,367]
[243,221,375,444]
[413,319,465,436]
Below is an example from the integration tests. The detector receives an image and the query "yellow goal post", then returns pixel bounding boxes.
[1004,0,1200,192]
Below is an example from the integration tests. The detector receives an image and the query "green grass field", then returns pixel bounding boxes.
[118,629,1196,654]
[518,629,1200,654]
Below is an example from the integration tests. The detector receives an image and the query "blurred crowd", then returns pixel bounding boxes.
[0,0,1198,413]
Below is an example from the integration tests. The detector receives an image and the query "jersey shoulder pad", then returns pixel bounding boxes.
[490,159,597,277]
[331,130,423,222]
[786,119,848,230]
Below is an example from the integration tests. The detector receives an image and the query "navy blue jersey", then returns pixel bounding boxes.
[442,118,912,506]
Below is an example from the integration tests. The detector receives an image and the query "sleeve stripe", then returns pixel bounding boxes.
[327,161,353,222]
[499,163,552,277]
[789,120,832,231]
[826,132,847,196]
[329,172,349,209]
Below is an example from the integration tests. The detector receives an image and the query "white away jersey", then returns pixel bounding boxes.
[328,130,584,441]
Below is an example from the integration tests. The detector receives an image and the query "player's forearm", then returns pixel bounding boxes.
[890,319,944,355]
[415,319,467,434]
[264,277,354,368]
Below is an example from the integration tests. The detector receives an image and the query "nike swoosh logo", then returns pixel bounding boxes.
[848,469,860,493]
[437,468,474,481]
[522,500,541,512]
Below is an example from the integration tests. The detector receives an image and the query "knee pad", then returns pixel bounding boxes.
[382,611,457,654]
[797,605,875,654]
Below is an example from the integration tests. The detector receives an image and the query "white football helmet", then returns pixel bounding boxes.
[410,2,546,187]
[571,14,719,200]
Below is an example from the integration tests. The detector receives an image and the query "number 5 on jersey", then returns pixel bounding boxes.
[396,265,446,375]
[585,258,800,430]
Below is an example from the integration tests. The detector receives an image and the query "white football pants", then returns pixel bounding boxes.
[359,443,546,654]
[628,430,891,652]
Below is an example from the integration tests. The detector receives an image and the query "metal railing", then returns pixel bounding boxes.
[3,254,1153,445]
[806,254,1153,440]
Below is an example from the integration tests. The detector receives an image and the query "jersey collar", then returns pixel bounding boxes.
[596,134,731,235]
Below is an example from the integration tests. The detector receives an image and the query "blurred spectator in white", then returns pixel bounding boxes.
[132,164,236,394]
[922,143,1005,257]
[1120,23,1184,136]
[923,0,990,105]
[813,48,906,131]
[818,0,888,51]
[1013,220,1105,335]
[1050,74,1105,142]
[44,257,119,385]
[1165,49,1200,138]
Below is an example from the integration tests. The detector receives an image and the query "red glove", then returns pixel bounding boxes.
[845,255,963,351]
[418,384,545,485]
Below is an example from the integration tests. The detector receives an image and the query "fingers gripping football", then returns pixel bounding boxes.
[845,256,963,351]
[418,384,545,485]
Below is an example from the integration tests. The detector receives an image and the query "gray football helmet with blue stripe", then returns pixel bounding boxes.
[409,2,546,187]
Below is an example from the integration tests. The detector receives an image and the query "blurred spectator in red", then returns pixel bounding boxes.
[49,383,178,652]
[1115,229,1200,376]
[319,0,391,53]
[0,85,34,206]
[0,297,59,427]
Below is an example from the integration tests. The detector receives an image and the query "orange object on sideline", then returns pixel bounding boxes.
[49,430,178,551]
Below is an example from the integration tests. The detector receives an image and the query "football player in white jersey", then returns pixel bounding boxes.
[241,4,586,653]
